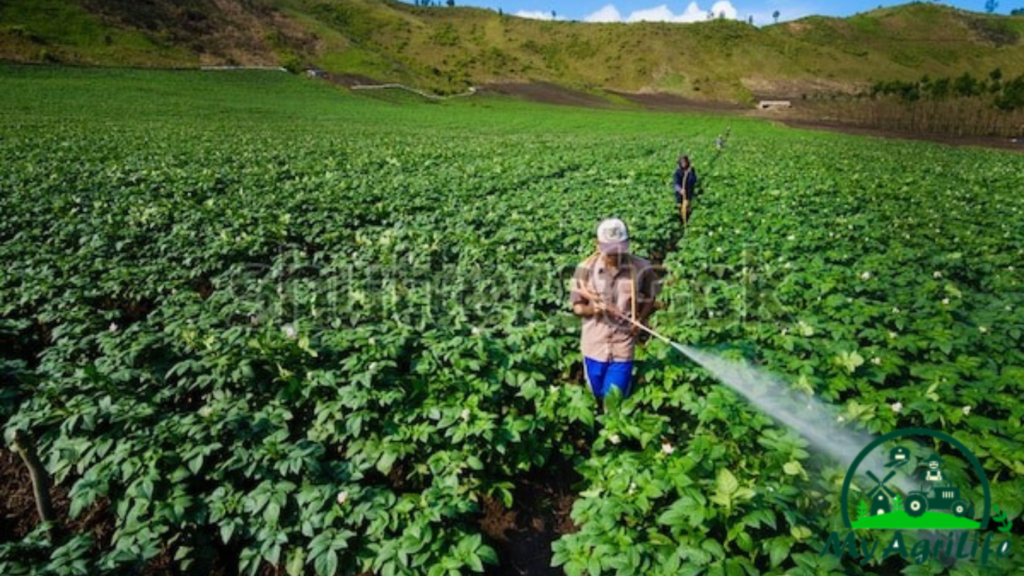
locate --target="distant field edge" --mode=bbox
[2,63,1023,154]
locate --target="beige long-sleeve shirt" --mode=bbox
[570,254,660,361]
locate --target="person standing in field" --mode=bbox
[570,218,660,402]
[673,154,698,225]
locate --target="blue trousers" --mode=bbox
[584,357,634,399]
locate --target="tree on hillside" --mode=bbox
[748,15,754,25]
[996,74,1024,110]
[773,10,780,23]
[929,77,951,99]
[1012,8,1024,15]
[984,0,998,13]
[954,72,981,97]
[989,68,1003,92]
[446,0,454,6]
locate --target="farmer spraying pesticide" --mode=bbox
[673,154,698,225]
[570,218,660,402]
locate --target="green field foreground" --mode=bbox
[1,66,1023,576]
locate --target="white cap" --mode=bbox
[596,218,629,255]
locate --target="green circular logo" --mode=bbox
[840,428,991,531]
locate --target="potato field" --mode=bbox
[1,66,1023,576]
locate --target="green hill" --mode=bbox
[2,0,1024,102]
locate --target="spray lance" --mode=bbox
[576,284,919,494]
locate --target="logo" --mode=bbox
[820,428,1015,566]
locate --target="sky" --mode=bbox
[429,1,1020,26]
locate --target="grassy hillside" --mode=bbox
[1,0,1024,101]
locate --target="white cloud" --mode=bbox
[627,4,678,22]
[586,2,740,24]
[710,1,738,19]
[585,4,623,23]
[514,9,562,20]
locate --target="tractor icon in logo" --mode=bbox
[904,454,973,519]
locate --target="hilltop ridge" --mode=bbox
[1,0,1023,102]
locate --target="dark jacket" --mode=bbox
[673,166,698,202]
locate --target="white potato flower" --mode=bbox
[282,324,297,339]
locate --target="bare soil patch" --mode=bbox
[481,454,580,576]
[609,90,747,113]
[0,448,115,553]
[479,82,613,109]
[327,72,381,87]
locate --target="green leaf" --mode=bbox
[701,539,726,560]
[736,531,753,553]
[286,548,306,576]
[837,351,864,374]
[315,549,339,576]
[710,493,732,508]
[768,537,793,567]
[377,451,398,475]
[783,461,804,476]
[478,545,499,566]
[264,502,281,524]
[733,488,756,502]
[716,468,739,495]
[466,552,484,573]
